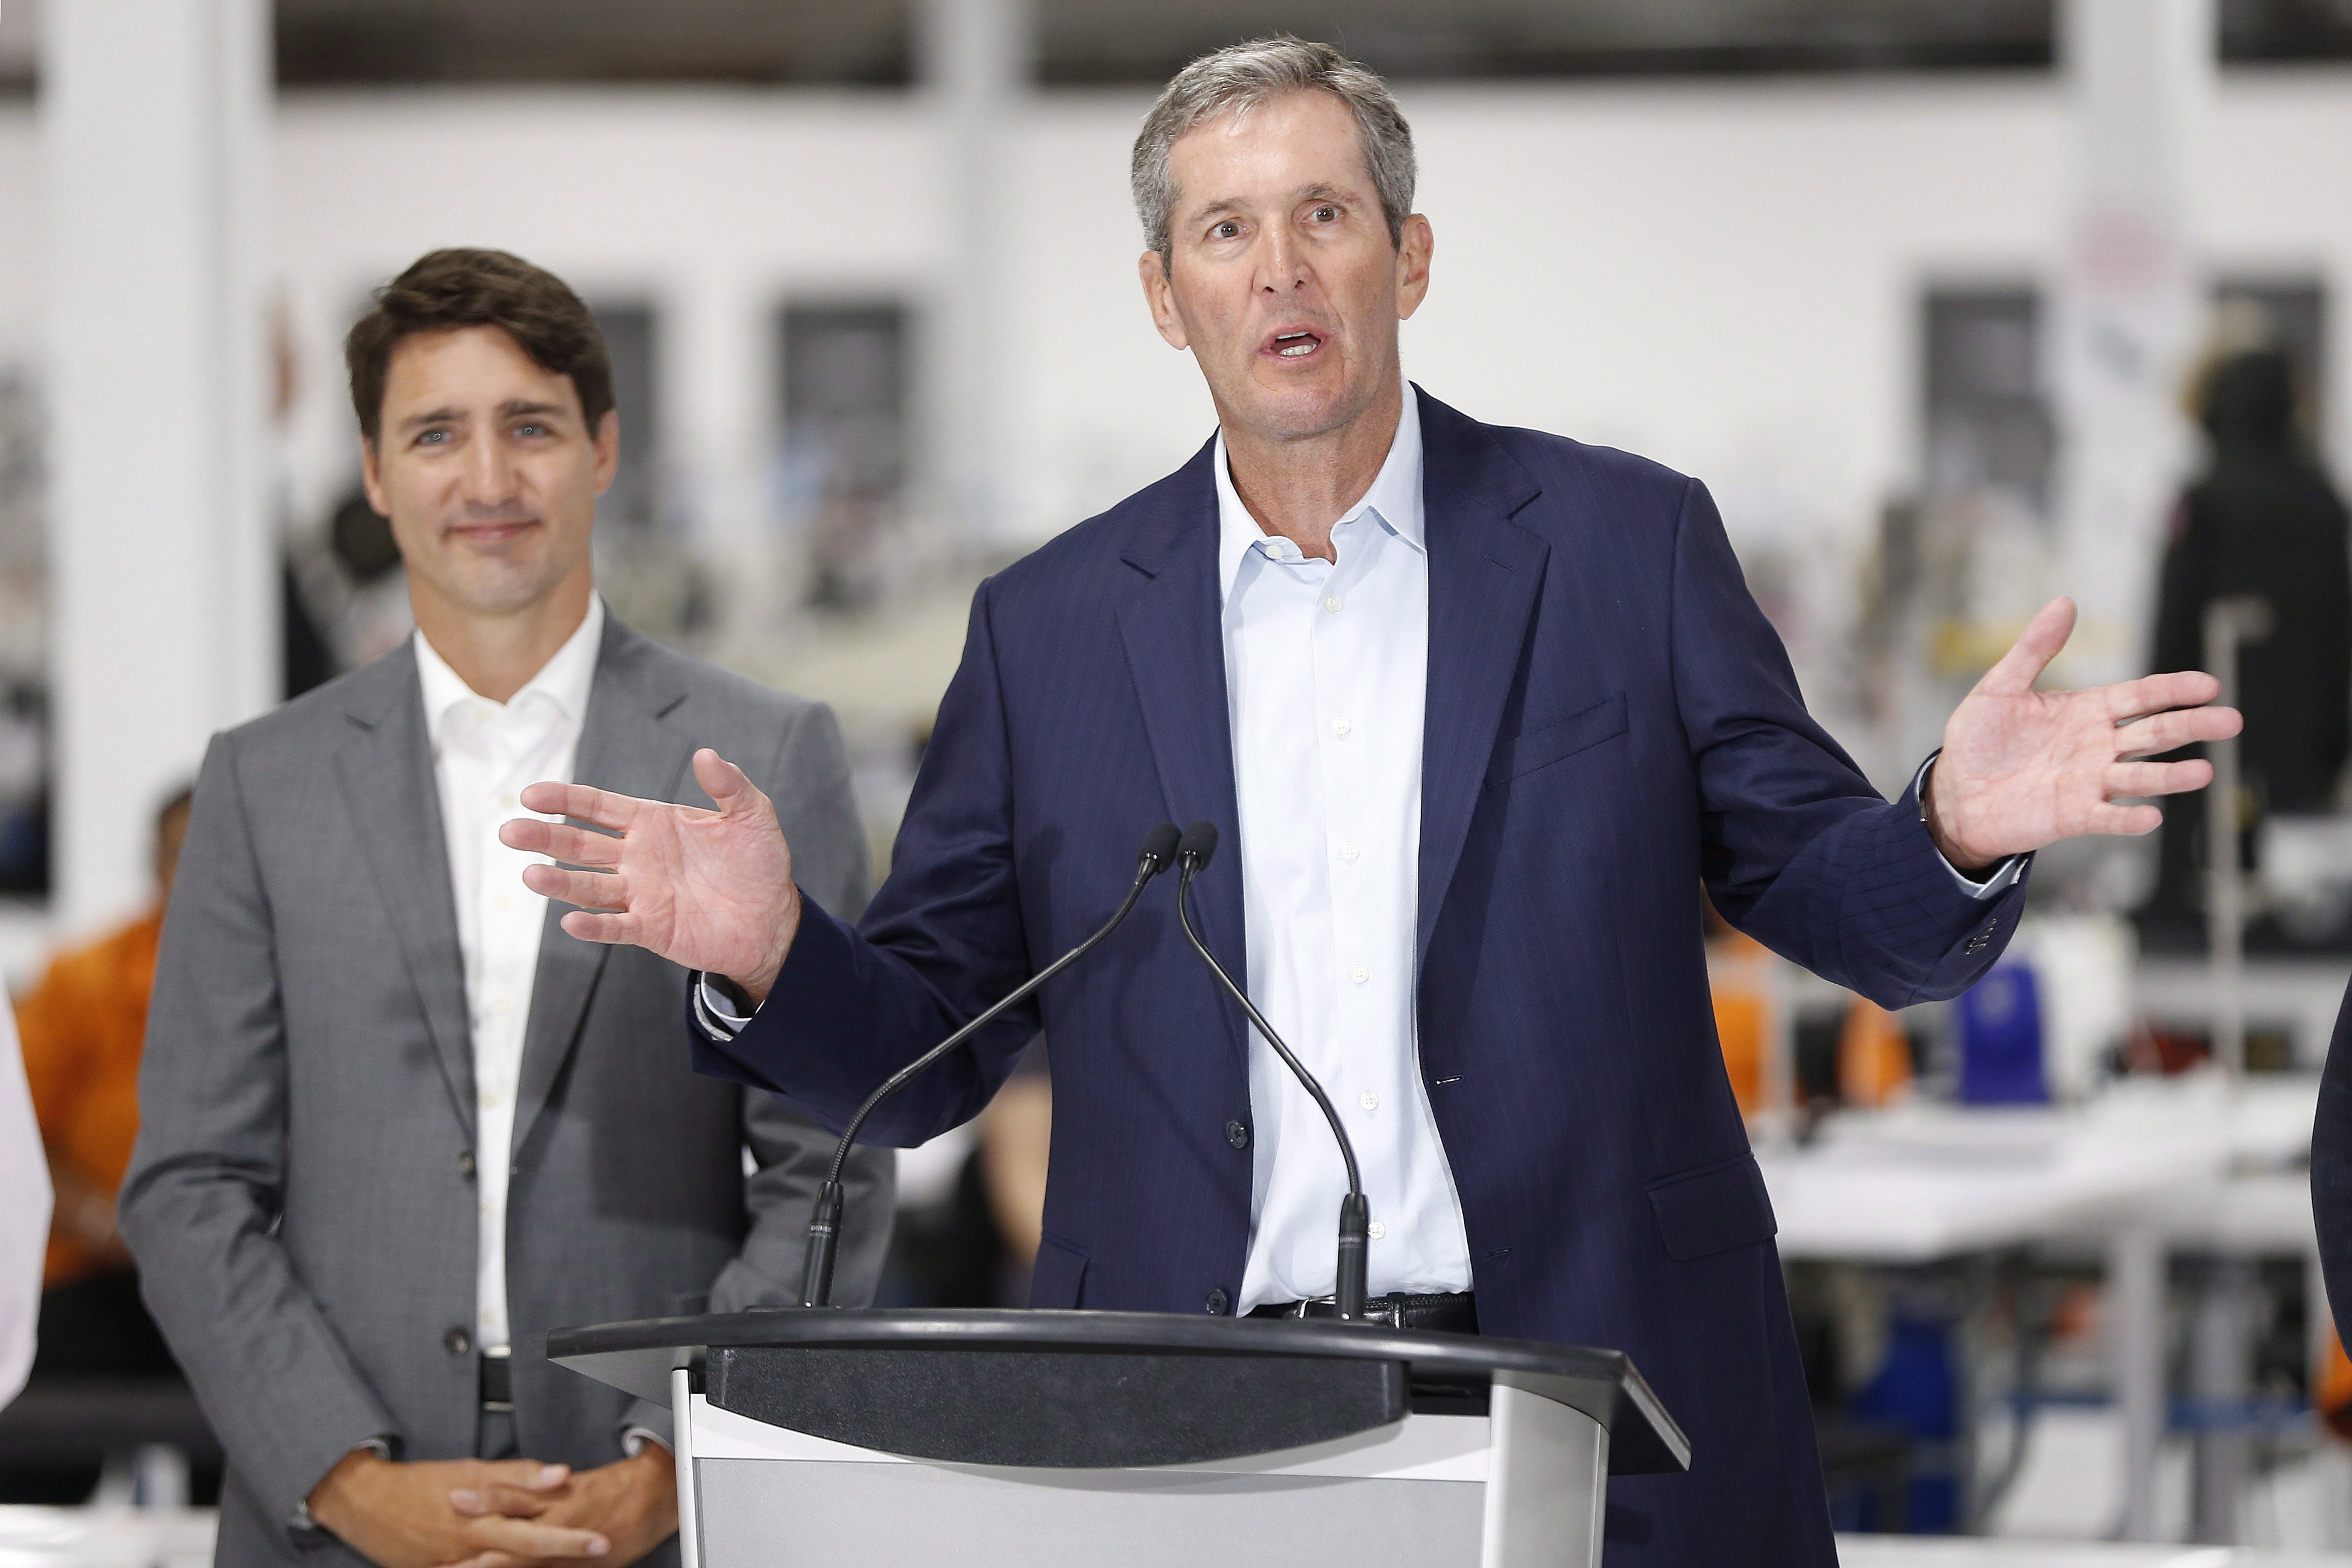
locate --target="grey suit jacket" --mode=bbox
[120,613,894,1565]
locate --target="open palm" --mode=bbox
[1929,598,2243,869]
[501,748,803,997]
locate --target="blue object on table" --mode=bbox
[1956,963,2046,1105]
[1847,1313,1959,1533]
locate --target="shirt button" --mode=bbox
[1350,966,1368,985]
[1332,718,1351,737]
[1359,1091,1379,1111]
[500,793,518,809]
[1367,1220,1387,1241]
[1324,595,1343,614]
[1339,843,1360,862]
[492,997,512,1014]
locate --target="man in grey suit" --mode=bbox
[120,248,893,1567]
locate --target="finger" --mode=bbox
[437,1555,519,1568]
[501,819,622,868]
[523,864,627,909]
[2114,705,2243,758]
[451,1483,554,1519]
[463,1515,611,1559]
[2101,669,2223,721]
[694,748,768,819]
[1975,597,2075,697]
[518,780,641,828]
[2108,757,2214,798]
[560,909,641,945]
[2081,801,2164,837]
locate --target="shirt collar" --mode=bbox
[1214,382,1424,607]
[416,595,605,748]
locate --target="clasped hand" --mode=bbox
[306,1446,676,1568]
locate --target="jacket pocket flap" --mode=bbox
[1646,1153,1777,1262]
[1487,692,1629,786]
[1031,1233,1089,1309]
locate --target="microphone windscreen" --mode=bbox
[1139,821,1182,873]
[1177,820,1219,869]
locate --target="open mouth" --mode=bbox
[1264,327,1325,360]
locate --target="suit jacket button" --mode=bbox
[458,1151,477,1181]
[444,1327,472,1356]
[1204,1288,1230,1315]
[1225,1121,1250,1149]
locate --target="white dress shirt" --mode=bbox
[414,596,603,1356]
[0,1004,51,1406]
[1219,387,1475,1310]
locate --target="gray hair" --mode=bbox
[1131,36,1417,265]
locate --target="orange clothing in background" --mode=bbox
[13,908,162,1288]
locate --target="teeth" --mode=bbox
[1279,343,1314,356]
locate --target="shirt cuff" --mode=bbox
[622,1427,672,1459]
[693,972,755,1040]
[1914,752,2027,900]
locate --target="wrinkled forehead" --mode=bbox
[1168,89,1376,220]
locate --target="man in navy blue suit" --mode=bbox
[505,38,2239,1564]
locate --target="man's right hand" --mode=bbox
[305,1450,607,1567]
[501,748,802,1005]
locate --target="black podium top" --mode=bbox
[550,1308,1689,1476]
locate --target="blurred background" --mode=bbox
[4,0,2352,1559]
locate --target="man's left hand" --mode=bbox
[1927,596,2243,873]
[440,1447,677,1568]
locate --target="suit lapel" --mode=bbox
[1414,391,1548,972]
[334,644,477,1137]
[510,618,692,1159]
[1114,442,1248,1061]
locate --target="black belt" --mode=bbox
[479,1354,514,1411]
[1250,1290,1478,1335]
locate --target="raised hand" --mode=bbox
[1927,596,2243,871]
[500,748,803,1003]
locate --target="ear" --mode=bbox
[1138,251,1190,350]
[1395,214,1434,322]
[358,434,391,518]
[590,409,621,497]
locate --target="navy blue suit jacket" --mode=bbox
[698,390,2026,1563]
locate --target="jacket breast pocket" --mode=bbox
[1646,1152,1777,1262]
[1485,691,1629,788]
[1031,1233,1089,1309]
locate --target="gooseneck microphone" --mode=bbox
[799,821,1185,1307]
[1171,821,1372,1323]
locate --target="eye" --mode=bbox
[416,429,449,447]
[514,423,549,438]
[1212,220,1242,240]
[1310,204,1339,223]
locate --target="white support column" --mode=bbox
[2050,0,2214,688]
[40,0,275,935]
[918,0,1030,551]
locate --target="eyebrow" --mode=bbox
[396,399,569,435]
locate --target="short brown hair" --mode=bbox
[344,248,614,442]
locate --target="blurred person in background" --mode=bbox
[508,40,2237,1566]
[2,788,200,1504]
[0,1002,51,1413]
[118,248,891,1568]
[2148,346,2351,914]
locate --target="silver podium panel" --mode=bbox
[672,1371,1607,1568]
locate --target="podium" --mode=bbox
[551,1309,1687,1568]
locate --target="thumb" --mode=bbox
[694,748,763,817]
[1976,596,2076,697]
[488,1460,569,1491]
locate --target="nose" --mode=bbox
[1256,225,1307,296]
[462,426,519,508]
